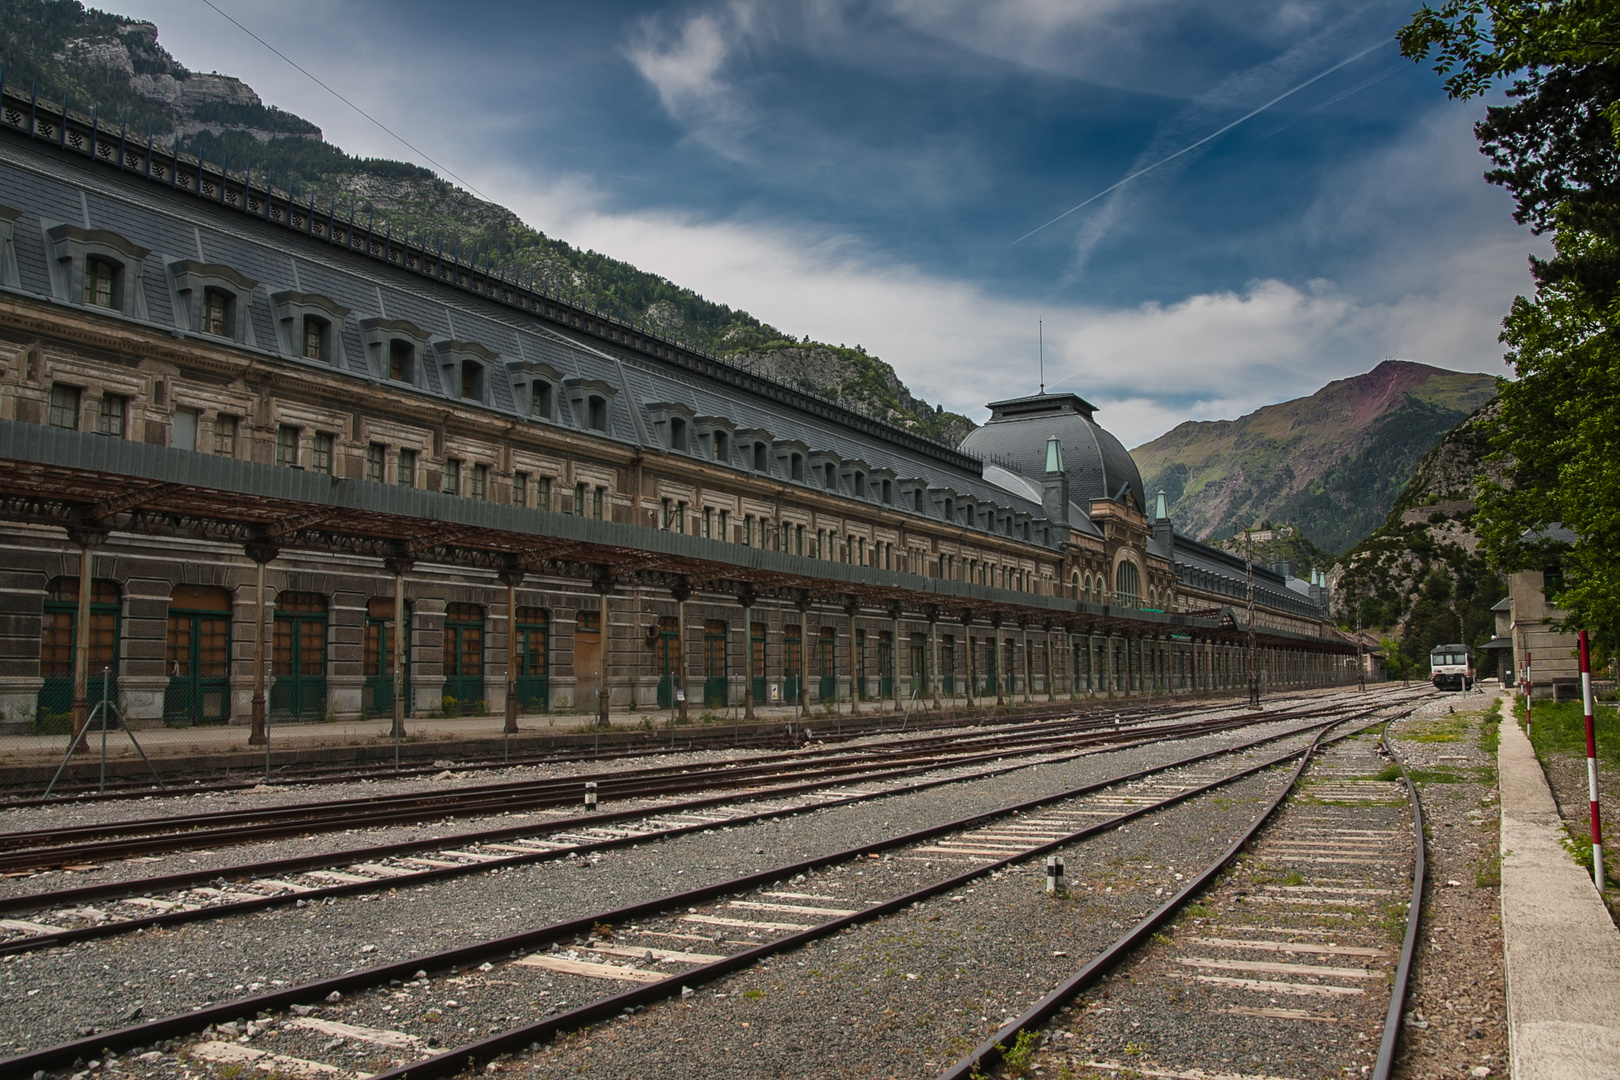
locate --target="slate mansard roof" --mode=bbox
[0,102,1062,546]
[960,393,1147,511]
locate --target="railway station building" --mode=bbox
[0,89,1357,739]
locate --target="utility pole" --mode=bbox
[1245,528,1259,708]
[1355,580,1366,693]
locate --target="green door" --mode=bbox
[271,592,327,721]
[1005,638,1019,695]
[364,597,411,716]
[164,585,232,726]
[979,638,997,696]
[36,577,120,734]
[782,625,802,704]
[703,620,728,708]
[818,627,837,701]
[940,634,955,694]
[655,616,679,708]
[750,622,767,705]
[515,607,550,711]
[442,603,484,713]
[878,631,893,697]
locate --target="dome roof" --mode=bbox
[960,392,1145,512]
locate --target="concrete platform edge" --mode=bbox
[1498,697,1620,1079]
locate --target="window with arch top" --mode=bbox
[1115,561,1141,607]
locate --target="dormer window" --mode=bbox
[84,257,117,309]
[532,380,553,419]
[853,472,866,498]
[824,463,837,490]
[588,395,608,431]
[169,260,255,342]
[712,430,729,462]
[753,443,768,472]
[459,360,484,402]
[203,288,233,337]
[302,315,328,361]
[273,291,349,366]
[390,340,414,384]
[943,497,954,520]
[50,225,150,317]
[881,479,892,504]
[668,416,688,452]
[913,490,923,512]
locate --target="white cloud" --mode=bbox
[472,152,1527,450]
[624,11,737,121]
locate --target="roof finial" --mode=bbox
[1038,319,1044,395]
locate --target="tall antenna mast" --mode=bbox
[1038,320,1044,394]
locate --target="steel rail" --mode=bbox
[1372,718,1428,1080]
[0,703,1356,871]
[0,707,1405,1075]
[0,708,1352,953]
[932,711,1414,1080]
[0,703,1211,849]
[5,694,1221,805]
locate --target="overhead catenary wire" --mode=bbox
[197,0,490,202]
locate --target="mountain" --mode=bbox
[1331,400,1509,675]
[1130,360,1500,554]
[0,0,971,443]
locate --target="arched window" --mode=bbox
[272,592,327,720]
[302,315,329,361]
[165,585,232,726]
[389,340,415,384]
[38,577,121,731]
[459,360,484,402]
[515,607,549,711]
[442,603,485,713]
[1115,561,1141,607]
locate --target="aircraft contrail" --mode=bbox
[1012,39,1393,246]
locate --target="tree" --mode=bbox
[1400,0,1620,643]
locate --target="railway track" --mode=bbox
[5,694,1221,806]
[944,719,1426,1080]
[0,692,1422,1078]
[0,700,1374,952]
[0,693,1384,868]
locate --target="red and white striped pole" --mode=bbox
[1581,630,1603,891]
[1526,650,1533,737]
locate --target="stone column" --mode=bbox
[500,565,524,735]
[384,555,414,738]
[66,526,107,748]
[245,541,279,746]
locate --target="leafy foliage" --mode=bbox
[1401,0,1620,643]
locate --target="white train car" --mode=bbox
[1429,643,1473,691]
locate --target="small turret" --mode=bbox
[1041,436,1069,527]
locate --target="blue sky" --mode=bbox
[112,0,1543,447]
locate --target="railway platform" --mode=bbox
[1499,702,1620,1078]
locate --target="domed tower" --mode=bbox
[960,393,1145,513]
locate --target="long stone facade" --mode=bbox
[0,88,1356,737]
